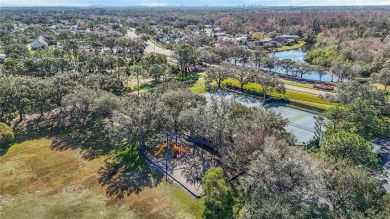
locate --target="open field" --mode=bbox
[268,41,306,52]
[222,79,336,109]
[189,74,207,93]
[0,138,204,219]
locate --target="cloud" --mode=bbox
[1,0,390,6]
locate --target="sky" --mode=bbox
[1,0,390,7]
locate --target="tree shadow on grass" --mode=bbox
[50,131,113,160]
[0,127,64,156]
[98,145,164,199]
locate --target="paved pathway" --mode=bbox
[284,84,335,95]
[145,40,173,56]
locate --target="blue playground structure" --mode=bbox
[140,133,214,198]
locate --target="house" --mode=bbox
[213,26,223,32]
[261,40,282,48]
[272,36,289,45]
[31,36,48,50]
[279,34,300,43]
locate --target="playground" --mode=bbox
[141,134,219,197]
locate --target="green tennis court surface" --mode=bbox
[204,91,318,145]
[269,104,317,144]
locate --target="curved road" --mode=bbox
[127,29,333,96]
[284,84,334,96]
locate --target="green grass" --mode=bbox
[0,137,204,219]
[223,79,336,109]
[131,82,157,91]
[282,80,314,89]
[189,73,207,93]
[176,73,197,82]
[268,41,306,52]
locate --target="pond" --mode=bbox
[231,47,337,82]
[269,48,338,82]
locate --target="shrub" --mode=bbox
[0,122,14,145]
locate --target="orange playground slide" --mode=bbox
[155,142,168,156]
[173,144,187,154]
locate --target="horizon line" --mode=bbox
[1,4,390,7]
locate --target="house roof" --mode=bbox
[272,36,288,44]
[31,36,48,49]
[280,34,300,39]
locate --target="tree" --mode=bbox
[202,167,237,219]
[324,99,383,140]
[173,43,196,75]
[127,38,146,64]
[255,72,285,102]
[372,68,390,90]
[0,122,14,145]
[230,46,245,66]
[148,64,170,82]
[141,52,167,66]
[242,136,325,218]
[4,43,30,58]
[205,66,230,89]
[325,80,389,115]
[230,67,255,92]
[160,90,205,132]
[252,49,266,68]
[312,65,328,81]
[321,131,380,170]
[131,65,147,96]
[325,163,388,218]
[252,32,266,41]
[106,94,167,144]
[196,47,222,66]
[278,59,295,76]
[239,49,253,67]
[103,37,116,54]
[262,54,278,72]
[295,62,312,78]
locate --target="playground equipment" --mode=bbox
[173,144,187,154]
[155,142,188,156]
[155,142,168,156]
[141,133,211,198]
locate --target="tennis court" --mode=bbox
[269,104,317,144]
[204,91,318,145]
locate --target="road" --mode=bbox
[284,84,334,96]
[145,40,173,56]
[127,29,174,61]
[127,28,333,96]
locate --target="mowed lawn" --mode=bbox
[222,79,336,109]
[0,138,204,219]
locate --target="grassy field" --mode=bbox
[189,73,207,93]
[282,80,314,89]
[0,138,204,219]
[268,41,306,52]
[222,79,336,109]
